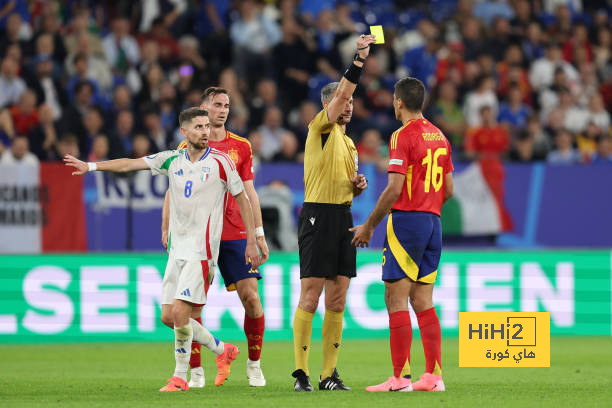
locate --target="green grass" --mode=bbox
[1,338,611,407]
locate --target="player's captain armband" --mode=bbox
[389,159,403,166]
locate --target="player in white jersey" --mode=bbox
[64,107,261,392]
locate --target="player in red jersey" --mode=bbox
[162,87,270,388]
[351,77,454,392]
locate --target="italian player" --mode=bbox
[64,108,262,392]
[350,77,454,392]
[164,87,270,387]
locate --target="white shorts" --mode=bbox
[161,254,214,306]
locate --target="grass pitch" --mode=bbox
[1,337,611,407]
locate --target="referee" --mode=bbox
[291,33,376,392]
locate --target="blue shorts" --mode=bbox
[217,239,262,291]
[382,211,442,284]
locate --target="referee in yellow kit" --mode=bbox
[291,33,376,392]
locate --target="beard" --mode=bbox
[337,114,352,125]
[187,139,208,150]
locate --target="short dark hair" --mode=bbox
[201,87,229,104]
[394,77,425,112]
[179,107,208,126]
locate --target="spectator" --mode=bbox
[230,0,282,83]
[249,78,279,128]
[463,74,498,127]
[273,18,315,110]
[485,16,513,61]
[585,93,610,132]
[539,68,572,120]
[496,44,530,101]
[509,130,537,162]
[525,115,552,159]
[138,17,179,67]
[102,17,141,74]
[498,83,531,131]
[64,10,104,58]
[0,56,26,109]
[258,106,287,160]
[0,13,29,52]
[25,54,65,120]
[173,35,207,88]
[576,121,604,160]
[143,106,169,151]
[521,21,545,62]
[356,129,389,171]
[131,133,153,158]
[61,81,95,139]
[88,134,110,162]
[591,135,612,163]
[80,107,106,157]
[529,42,579,92]
[563,23,592,64]
[27,104,58,161]
[248,129,264,170]
[137,63,165,105]
[0,135,38,165]
[460,16,486,61]
[66,53,103,106]
[290,100,318,150]
[159,81,179,134]
[464,105,510,160]
[547,128,580,164]
[110,109,135,157]
[271,131,300,162]
[31,12,67,64]
[402,33,441,89]
[429,80,466,151]
[54,133,81,160]
[8,88,39,136]
[107,84,133,123]
[65,34,113,92]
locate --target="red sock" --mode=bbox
[244,314,265,361]
[417,307,442,375]
[189,317,202,369]
[389,311,412,378]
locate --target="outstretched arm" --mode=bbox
[326,34,377,123]
[349,172,405,247]
[63,154,149,175]
[234,190,262,268]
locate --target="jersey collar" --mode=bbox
[185,146,211,162]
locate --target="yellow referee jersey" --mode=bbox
[304,107,358,205]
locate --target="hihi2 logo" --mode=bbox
[459,312,550,367]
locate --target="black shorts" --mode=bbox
[298,202,356,279]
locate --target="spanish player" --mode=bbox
[165,87,270,387]
[351,77,454,392]
[291,33,376,392]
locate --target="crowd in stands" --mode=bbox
[1,0,612,169]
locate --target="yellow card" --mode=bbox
[369,25,385,44]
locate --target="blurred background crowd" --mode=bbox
[1,0,612,170]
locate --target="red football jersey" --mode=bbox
[387,118,454,216]
[178,130,254,240]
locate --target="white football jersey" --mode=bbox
[144,147,244,262]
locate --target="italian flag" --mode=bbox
[0,163,87,253]
[442,160,513,235]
